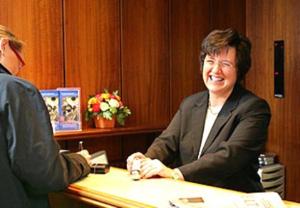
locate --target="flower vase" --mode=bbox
[93,116,116,128]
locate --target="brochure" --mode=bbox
[40,88,82,132]
[58,88,81,131]
[40,90,60,132]
[169,192,285,208]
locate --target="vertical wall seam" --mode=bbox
[168,0,172,121]
[119,0,123,96]
[61,0,66,87]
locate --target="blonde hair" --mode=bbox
[0,25,24,51]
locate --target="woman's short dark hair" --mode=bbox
[200,28,251,82]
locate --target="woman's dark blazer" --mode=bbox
[145,84,271,192]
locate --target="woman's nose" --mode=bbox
[211,62,221,73]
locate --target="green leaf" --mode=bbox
[102,111,112,120]
[109,107,117,114]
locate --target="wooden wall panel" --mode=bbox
[64,0,121,127]
[121,0,170,126]
[0,0,64,89]
[170,0,210,116]
[245,1,274,97]
[64,137,123,162]
[210,0,246,33]
[246,0,300,202]
[122,134,156,159]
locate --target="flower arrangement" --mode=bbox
[85,89,131,126]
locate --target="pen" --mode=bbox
[79,141,83,151]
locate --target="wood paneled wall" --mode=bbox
[63,0,121,128]
[246,0,300,202]
[170,0,209,115]
[210,0,246,33]
[0,0,245,129]
[121,0,170,126]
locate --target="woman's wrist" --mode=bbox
[171,168,184,180]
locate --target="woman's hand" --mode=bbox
[127,153,184,180]
[126,152,146,172]
[140,158,173,179]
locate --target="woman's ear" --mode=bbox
[0,38,9,53]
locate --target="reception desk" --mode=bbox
[50,167,300,208]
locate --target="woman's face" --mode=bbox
[202,47,237,98]
[0,39,25,75]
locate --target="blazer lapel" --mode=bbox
[200,86,241,156]
[190,92,208,160]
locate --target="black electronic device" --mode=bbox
[258,153,277,167]
[90,150,110,174]
[274,40,284,98]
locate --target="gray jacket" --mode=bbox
[0,64,90,208]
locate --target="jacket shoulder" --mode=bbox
[179,91,207,109]
[238,87,270,107]
[0,74,42,110]
[0,74,39,95]
[230,86,271,117]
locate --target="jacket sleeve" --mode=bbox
[4,80,90,194]
[145,110,181,164]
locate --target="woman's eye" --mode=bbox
[221,62,232,68]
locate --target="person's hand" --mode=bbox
[140,158,173,179]
[126,152,146,172]
[77,149,92,165]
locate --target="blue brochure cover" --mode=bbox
[40,89,60,132]
[58,88,82,131]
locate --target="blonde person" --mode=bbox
[127,28,271,192]
[0,25,91,207]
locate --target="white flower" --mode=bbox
[108,99,120,108]
[100,102,110,111]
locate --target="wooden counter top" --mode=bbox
[63,167,300,208]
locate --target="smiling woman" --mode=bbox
[127,28,271,193]
[200,28,252,108]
